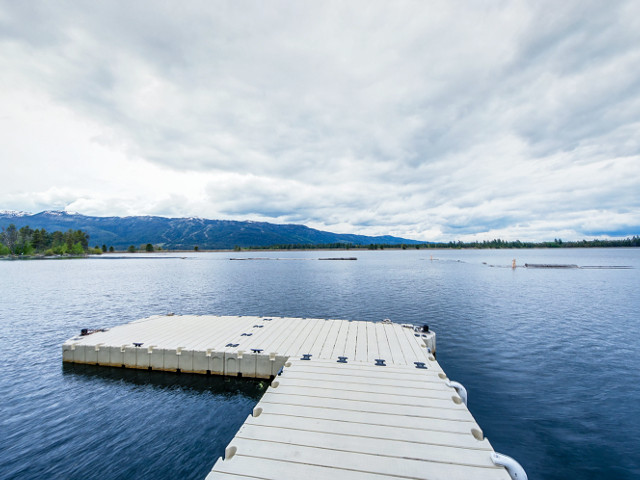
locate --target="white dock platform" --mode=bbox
[208,358,511,480]
[62,316,523,480]
[62,315,437,378]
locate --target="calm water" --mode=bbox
[1,249,639,480]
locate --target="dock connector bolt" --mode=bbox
[374,359,386,366]
[491,452,528,480]
[446,380,468,406]
[337,356,348,363]
[301,354,312,361]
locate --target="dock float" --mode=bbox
[62,315,526,480]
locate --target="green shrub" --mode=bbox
[0,243,10,255]
[70,242,85,255]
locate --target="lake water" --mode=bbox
[1,249,639,480]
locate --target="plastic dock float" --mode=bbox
[62,316,526,479]
[207,358,513,480]
[62,315,436,378]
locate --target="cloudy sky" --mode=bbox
[1,1,639,241]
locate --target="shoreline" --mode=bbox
[2,244,639,260]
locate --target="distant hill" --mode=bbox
[0,211,422,250]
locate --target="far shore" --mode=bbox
[3,244,639,260]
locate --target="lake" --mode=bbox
[1,248,639,480]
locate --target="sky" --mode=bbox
[1,1,639,242]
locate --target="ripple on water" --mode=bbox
[0,249,639,480]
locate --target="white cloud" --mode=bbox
[0,0,639,241]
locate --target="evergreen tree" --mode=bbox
[32,229,44,251]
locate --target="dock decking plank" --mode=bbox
[209,359,510,480]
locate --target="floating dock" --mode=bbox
[62,315,525,480]
[524,263,578,268]
[62,315,437,378]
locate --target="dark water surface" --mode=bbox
[1,249,639,480]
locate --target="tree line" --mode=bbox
[0,224,98,256]
[243,236,640,251]
[3,223,638,255]
[418,237,640,249]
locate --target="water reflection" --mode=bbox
[62,363,267,400]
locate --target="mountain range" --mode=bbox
[0,211,422,250]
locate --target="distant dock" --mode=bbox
[229,257,357,261]
[62,315,526,480]
[524,263,632,269]
[524,263,579,268]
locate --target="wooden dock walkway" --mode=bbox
[62,315,525,480]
